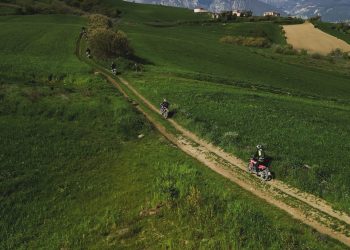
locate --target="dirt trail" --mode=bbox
[118,77,350,225]
[283,22,350,55]
[76,37,350,246]
[115,76,350,246]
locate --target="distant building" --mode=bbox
[232,10,253,17]
[232,10,242,17]
[264,11,280,17]
[211,13,220,19]
[194,7,208,13]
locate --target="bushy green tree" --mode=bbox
[88,28,132,59]
[88,14,112,30]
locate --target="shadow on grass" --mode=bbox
[168,109,177,118]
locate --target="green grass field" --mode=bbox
[94,1,350,213]
[1,13,349,249]
[121,21,350,100]
[314,21,350,44]
[0,15,89,83]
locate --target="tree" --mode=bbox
[88,28,133,59]
[88,14,112,31]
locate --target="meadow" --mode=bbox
[120,21,350,101]
[2,14,348,249]
[92,1,350,213]
[314,21,350,45]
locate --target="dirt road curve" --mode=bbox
[283,22,350,55]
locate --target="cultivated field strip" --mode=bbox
[283,22,350,55]
[110,75,350,246]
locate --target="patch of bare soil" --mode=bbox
[283,22,350,55]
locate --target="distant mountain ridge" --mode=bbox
[127,0,350,21]
[128,0,284,15]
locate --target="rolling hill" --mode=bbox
[1,0,350,248]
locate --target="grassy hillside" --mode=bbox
[126,71,350,212]
[1,14,348,249]
[314,21,350,44]
[121,21,350,100]
[88,1,350,212]
[0,15,89,82]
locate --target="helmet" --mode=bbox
[256,144,263,150]
[163,98,167,102]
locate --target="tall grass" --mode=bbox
[127,72,350,213]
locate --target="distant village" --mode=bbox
[193,7,281,19]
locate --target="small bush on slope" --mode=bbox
[220,35,271,48]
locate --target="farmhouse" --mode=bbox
[232,10,253,17]
[264,11,280,17]
[211,13,220,19]
[194,7,208,13]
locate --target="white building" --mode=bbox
[232,10,243,17]
[232,10,253,17]
[194,7,208,13]
[264,11,280,17]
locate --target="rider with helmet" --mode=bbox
[160,98,169,110]
[111,62,117,74]
[85,48,91,58]
[111,62,116,70]
[253,144,265,172]
[160,98,170,117]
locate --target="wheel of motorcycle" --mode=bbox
[262,170,269,181]
[163,111,168,119]
[247,163,253,173]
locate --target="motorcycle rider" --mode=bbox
[253,144,265,173]
[85,48,91,58]
[111,62,117,74]
[160,98,169,110]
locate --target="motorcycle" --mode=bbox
[160,106,169,119]
[248,157,272,181]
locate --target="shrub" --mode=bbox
[328,48,350,60]
[14,0,83,15]
[80,0,101,11]
[220,36,271,48]
[328,48,343,57]
[88,28,133,59]
[300,49,308,56]
[88,14,112,31]
[311,53,321,59]
[273,44,298,55]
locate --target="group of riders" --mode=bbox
[159,98,268,177]
[81,26,271,179]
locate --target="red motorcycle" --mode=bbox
[248,157,272,181]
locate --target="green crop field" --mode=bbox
[120,21,350,100]
[0,15,89,83]
[2,14,348,249]
[91,1,350,213]
[314,21,350,44]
